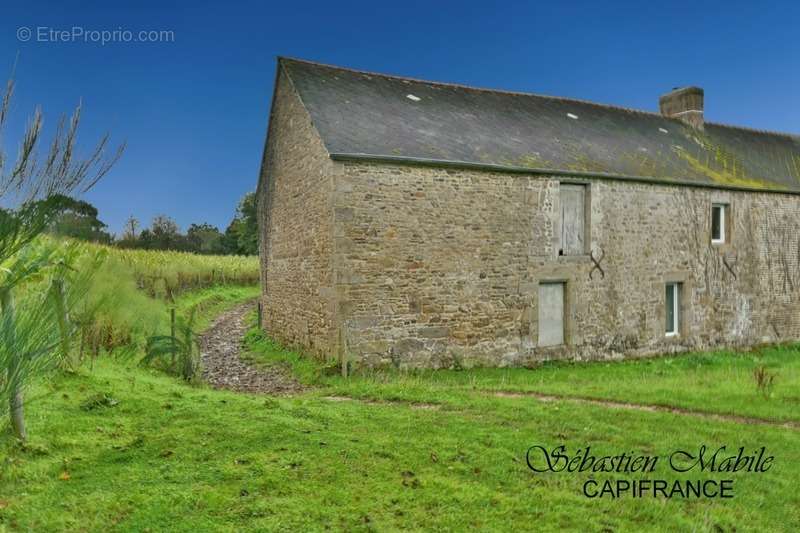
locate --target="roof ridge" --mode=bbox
[704,120,800,141]
[278,56,674,121]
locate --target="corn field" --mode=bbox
[62,241,260,355]
[8,237,260,365]
[95,245,260,300]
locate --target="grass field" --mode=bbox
[2,297,798,531]
[319,345,800,423]
[245,319,800,422]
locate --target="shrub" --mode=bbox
[142,308,200,381]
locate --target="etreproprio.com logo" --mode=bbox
[17,26,175,45]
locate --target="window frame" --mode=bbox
[711,203,726,244]
[665,282,680,337]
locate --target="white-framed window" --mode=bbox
[665,282,681,336]
[711,204,726,244]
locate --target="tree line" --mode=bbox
[46,191,259,256]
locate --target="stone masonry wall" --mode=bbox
[332,161,800,368]
[258,68,338,357]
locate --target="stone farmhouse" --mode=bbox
[257,57,800,368]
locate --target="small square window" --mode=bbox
[665,282,681,336]
[711,204,726,244]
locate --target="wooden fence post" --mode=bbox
[339,325,348,378]
[170,308,176,369]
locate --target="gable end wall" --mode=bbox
[257,67,339,357]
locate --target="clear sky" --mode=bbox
[2,0,798,235]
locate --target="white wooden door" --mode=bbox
[538,282,565,346]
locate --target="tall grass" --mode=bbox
[1,236,259,439]
[41,237,260,357]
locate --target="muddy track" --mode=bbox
[322,390,798,430]
[200,301,304,395]
[491,390,800,430]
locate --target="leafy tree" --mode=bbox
[221,192,258,255]
[151,215,180,238]
[220,218,243,255]
[138,215,187,251]
[113,194,257,256]
[186,223,224,254]
[117,217,226,255]
[236,192,258,255]
[46,194,113,243]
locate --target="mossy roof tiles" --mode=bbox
[280,57,800,192]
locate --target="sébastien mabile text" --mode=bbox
[526,445,774,499]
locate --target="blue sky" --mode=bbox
[2,0,798,234]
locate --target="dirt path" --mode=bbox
[491,390,800,430]
[321,390,799,430]
[200,301,304,395]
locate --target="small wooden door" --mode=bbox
[560,184,585,255]
[538,282,565,346]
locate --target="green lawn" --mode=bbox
[1,297,799,531]
[244,314,800,424]
[305,345,800,424]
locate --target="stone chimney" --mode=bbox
[659,87,704,129]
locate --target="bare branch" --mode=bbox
[0,69,125,204]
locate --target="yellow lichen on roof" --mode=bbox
[674,146,784,190]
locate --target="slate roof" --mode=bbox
[280,57,800,192]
